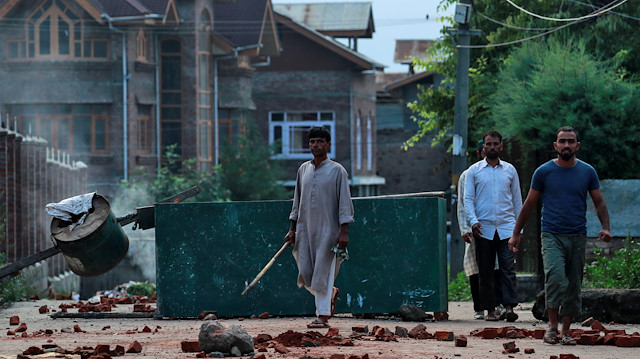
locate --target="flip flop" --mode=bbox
[307,318,330,328]
[330,287,339,318]
[561,334,577,345]
[543,327,559,344]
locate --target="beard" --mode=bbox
[486,150,499,160]
[558,149,575,161]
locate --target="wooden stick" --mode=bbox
[241,242,291,296]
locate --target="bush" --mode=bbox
[126,281,156,297]
[0,254,35,306]
[448,271,472,302]
[583,234,640,289]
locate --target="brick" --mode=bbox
[603,332,617,345]
[16,323,27,332]
[326,327,339,337]
[455,335,467,347]
[329,355,345,359]
[615,335,640,347]
[23,347,44,355]
[433,311,449,321]
[74,324,83,333]
[9,316,19,325]
[181,340,200,352]
[254,333,272,343]
[559,354,579,359]
[257,312,270,319]
[141,326,152,333]
[581,317,595,326]
[578,334,599,345]
[533,328,546,339]
[502,347,519,354]
[591,320,606,332]
[273,343,289,354]
[95,344,110,354]
[474,327,498,339]
[503,341,516,349]
[408,324,426,338]
[126,341,142,353]
[254,355,266,359]
[524,348,535,354]
[395,326,409,337]
[7,330,15,336]
[435,330,454,341]
[352,325,368,333]
[111,345,125,356]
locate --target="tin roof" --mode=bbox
[394,40,434,64]
[214,0,269,48]
[274,2,374,38]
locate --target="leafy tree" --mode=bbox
[219,119,290,201]
[584,234,640,289]
[409,0,640,171]
[489,39,640,178]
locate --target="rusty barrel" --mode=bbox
[50,194,129,277]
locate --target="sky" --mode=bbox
[272,0,455,73]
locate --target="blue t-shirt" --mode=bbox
[531,159,600,234]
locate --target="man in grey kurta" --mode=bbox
[284,126,354,328]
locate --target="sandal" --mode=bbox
[561,334,577,346]
[330,287,339,318]
[543,327,559,344]
[307,318,330,329]
[485,311,499,321]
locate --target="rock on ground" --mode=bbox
[198,320,254,355]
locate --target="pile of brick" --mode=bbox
[17,341,142,359]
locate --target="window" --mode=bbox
[219,109,246,153]
[160,38,182,156]
[269,111,335,159]
[137,105,152,153]
[136,27,149,62]
[8,104,109,153]
[7,0,109,60]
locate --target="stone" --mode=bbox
[503,341,516,349]
[533,289,640,323]
[434,311,449,321]
[352,325,368,333]
[397,304,429,322]
[126,341,142,353]
[198,310,218,320]
[454,335,467,347]
[230,346,242,357]
[395,326,409,337]
[524,348,535,354]
[16,323,27,332]
[257,312,269,319]
[198,320,254,355]
[181,340,201,352]
[9,316,19,325]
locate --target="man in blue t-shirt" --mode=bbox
[509,126,611,346]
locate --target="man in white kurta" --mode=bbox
[284,126,354,328]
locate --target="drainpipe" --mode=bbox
[155,34,161,171]
[212,44,262,165]
[102,13,165,179]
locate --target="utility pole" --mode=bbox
[448,1,479,281]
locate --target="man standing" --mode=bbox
[509,126,611,345]
[284,126,354,329]
[464,130,522,322]
[458,140,505,320]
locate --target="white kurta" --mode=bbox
[289,158,354,293]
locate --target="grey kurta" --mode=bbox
[289,158,354,293]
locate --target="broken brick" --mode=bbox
[38,305,49,314]
[578,334,599,345]
[181,340,200,352]
[524,348,535,354]
[126,341,142,353]
[329,355,346,359]
[503,341,516,350]
[74,324,84,333]
[254,355,266,359]
[273,343,289,354]
[395,326,409,337]
[16,323,27,332]
[257,312,270,319]
[591,320,606,332]
[352,325,368,333]
[254,333,273,343]
[326,327,340,337]
[559,354,579,359]
[603,332,617,345]
[581,317,595,327]
[408,324,426,338]
[473,327,498,339]
[7,330,15,336]
[533,328,546,339]
[102,326,110,330]
[615,335,640,347]
[111,345,125,356]
[95,344,110,354]
[502,347,519,354]
[435,330,454,341]
[433,311,449,321]
[23,347,44,355]
[9,316,19,325]
[455,335,467,347]
[141,326,152,333]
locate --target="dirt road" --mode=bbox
[2,300,639,359]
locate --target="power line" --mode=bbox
[476,11,559,31]
[567,0,640,21]
[506,0,628,22]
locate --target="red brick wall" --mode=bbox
[0,129,87,277]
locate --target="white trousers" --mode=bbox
[305,255,337,316]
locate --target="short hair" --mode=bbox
[308,126,331,142]
[483,129,502,143]
[557,126,579,141]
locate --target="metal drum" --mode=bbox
[50,194,129,277]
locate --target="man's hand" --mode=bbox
[284,229,295,246]
[508,233,521,253]
[471,223,483,239]
[336,232,349,249]
[598,229,612,243]
[462,232,473,243]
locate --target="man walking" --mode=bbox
[284,126,354,329]
[509,126,611,345]
[464,130,522,322]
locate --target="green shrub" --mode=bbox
[583,234,640,289]
[448,271,472,302]
[126,281,156,297]
[0,254,35,305]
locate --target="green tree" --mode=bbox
[409,0,640,171]
[219,119,290,201]
[489,39,640,178]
